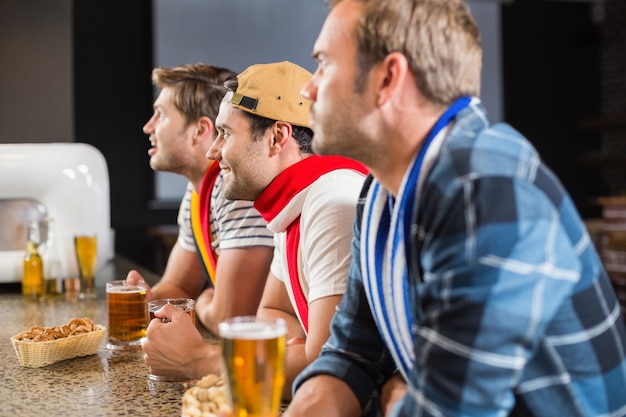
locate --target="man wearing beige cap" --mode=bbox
[144,61,368,398]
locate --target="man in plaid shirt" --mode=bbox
[284,0,626,416]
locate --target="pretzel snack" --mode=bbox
[181,374,232,417]
[11,317,106,367]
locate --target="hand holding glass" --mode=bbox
[219,316,286,417]
[74,234,97,299]
[148,298,196,324]
[146,298,196,381]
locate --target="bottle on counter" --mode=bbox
[41,216,63,296]
[23,220,45,300]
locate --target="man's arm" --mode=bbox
[261,295,345,402]
[257,272,306,339]
[283,375,361,417]
[153,243,207,298]
[195,246,274,335]
[288,176,397,416]
[281,293,343,401]
[256,272,308,399]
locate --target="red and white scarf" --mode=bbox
[255,155,368,332]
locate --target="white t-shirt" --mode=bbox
[268,169,365,326]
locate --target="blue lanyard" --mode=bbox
[371,96,471,374]
[399,96,471,255]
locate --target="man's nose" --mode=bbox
[143,117,154,134]
[206,142,221,161]
[300,79,316,101]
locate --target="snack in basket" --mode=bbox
[181,374,231,417]
[11,317,106,368]
[13,317,98,341]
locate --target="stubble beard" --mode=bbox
[222,175,257,202]
[149,154,169,173]
[150,153,185,175]
[311,114,347,157]
[312,113,366,163]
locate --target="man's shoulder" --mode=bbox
[303,168,367,208]
[310,167,368,191]
[441,114,540,181]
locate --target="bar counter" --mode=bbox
[0,256,192,416]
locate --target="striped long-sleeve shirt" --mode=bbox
[177,170,274,256]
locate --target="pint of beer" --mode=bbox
[74,234,97,299]
[106,280,148,350]
[219,316,286,417]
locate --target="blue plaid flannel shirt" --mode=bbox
[294,100,626,417]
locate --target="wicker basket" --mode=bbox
[11,325,106,368]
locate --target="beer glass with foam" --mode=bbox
[106,280,148,349]
[219,316,286,417]
[74,234,97,299]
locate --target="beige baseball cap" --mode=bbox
[229,61,312,128]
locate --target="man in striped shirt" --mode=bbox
[128,64,274,381]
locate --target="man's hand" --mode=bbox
[194,287,216,333]
[380,373,406,417]
[125,269,154,301]
[282,375,360,417]
[287,337,306,346]
[142,303,219,380]
[196,286,215,307]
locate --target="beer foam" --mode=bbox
[218,321,286,340]
[106,286,146,294]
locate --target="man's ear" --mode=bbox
[376,52,410,107]
[194,116,215,143]
[268,121,293,156]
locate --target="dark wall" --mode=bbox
[73,1,175,271]
[502,0,603,218]
[70,1,606,271]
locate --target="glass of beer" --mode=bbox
[148,298,196,324]
[146,298,196,381]
[218,316,286,417]
[74,234,98,299]
[106,280,148,350]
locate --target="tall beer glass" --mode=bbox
[219,316,286,417]
[106,280,148,350]
[74,234,97,299]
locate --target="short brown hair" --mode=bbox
[151,64,236,128]
[330,0,482,106]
